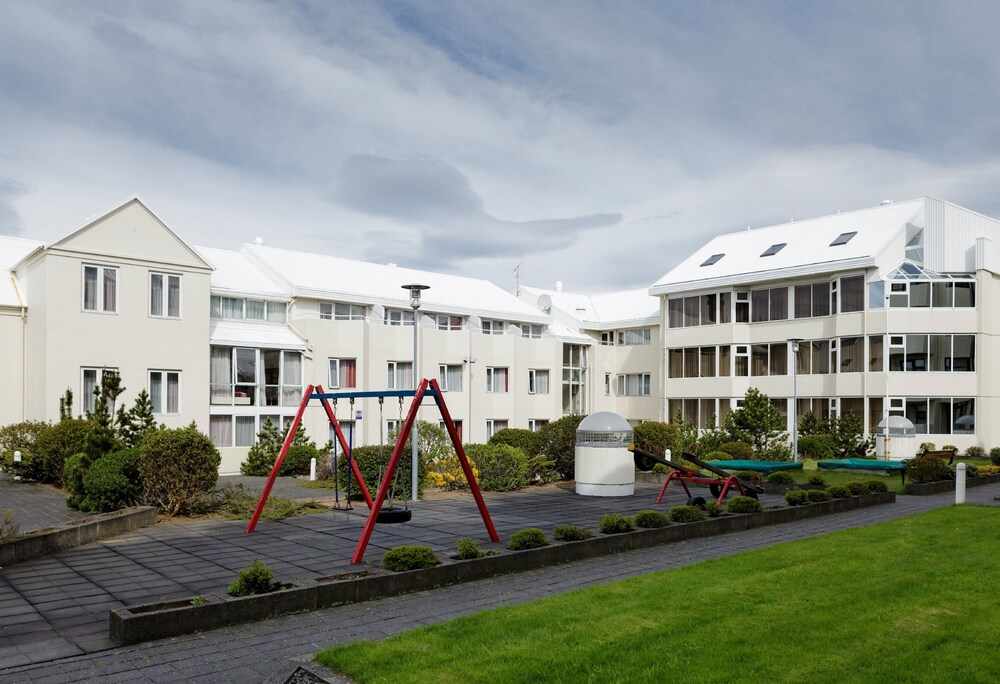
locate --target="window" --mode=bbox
[521,323,543,339]
[600,331,614,346]
[486,419,508,439]
[617,328,651,345]
[266,301,286,323]
[211,296,242,319]
[830,232,857,246]
[700,295,717,325]
[210,416,233,447]
[83,265,117,313]
[751,288,787,322]
[667,299,684,328]
[528,369,550,394]
[869,335,883,372]
[528,419,548,432]
[387,361,413,390]
[437,314,464,331]
[735,292,749,323]
[328,358,357,389]
[149,273,180,318]
[719,345,731,377]
[149,371,180,414]
[486,367,509,393]
[235,416,256,447]
[481,319,503,335]
[245,299,265,320]
[617,373,651,396]
[734,345,749,376]
[81,367,119,414]
[385,309,415,326]
[761,243,786,257]
[700,253,724,267]
[210,296,286,322]
[321,302,365,320]
[319,302,333,320]
[885,334,975,373]
[562,344,587,414]
[668,349,684,378]
[840,276,864,312]
[700,347,716,378]
[839,337,863,373]
[438,364,463,391]
[604,373,611,395]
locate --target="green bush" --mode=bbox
[717,441,754,460]
[702,451,731,461]
[466,443,542,492]
[704,500,723,517]
[553,524,593,542]
[941,444,957,452]
[766,471,794,484]
[0,420,50,480]
[918,442,936,453]
[488,428,541,456]
[537,415,585,480]
[455,537,486,560]
[62,452,88,500]
[335,444,428,501]
[797,434,835,460]
[733,471,759,481]
[905,455,950,484]
[633,421,683,459]
[35,419,89,484]
[669,505,707,523]
[507,528,549,550]
[383,545,440,571]
[633,510,670,529]
[0,508,18,541]
[757,444,792,462]
[826,485,851,499]
[726,496,764,513]
[806,489,833,503]
[865,480,889,493]
[241,420,318,476]
[846,481,867,495]
[965,446,985,459]
[949,463,978,478]
[807,475,827,487]
[990,447,1000,466]
[140,425,221,516]
[218,483,319,521]
[598,512,635,534]
[784,489,809,506]
[228,559,278,596]
[82,448,142,512]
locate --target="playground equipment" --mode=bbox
[630,446,761,505]
[245,378,499,563]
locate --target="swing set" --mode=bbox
[244,378,499,563]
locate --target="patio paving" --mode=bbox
[0,473,94,534]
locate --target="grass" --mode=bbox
[316,505,1000,683]
[219,484,327,521]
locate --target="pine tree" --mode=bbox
[83,375,125,462]
[125,389,157,447]
[59,388,74,421]
[724,388,787,457]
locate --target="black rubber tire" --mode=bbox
[708,483,724,498]
[377,507,412,524]
[744,488,759,500]
[634,453,657,472]
[686,496,707,508]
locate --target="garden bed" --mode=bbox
[108,491,894,646]
[903,473,1000,495]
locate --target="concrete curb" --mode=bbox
[108,491,894,646]
[903,473,1000,495]
[0,506,159,567]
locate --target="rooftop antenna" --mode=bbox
[513,261,523,296]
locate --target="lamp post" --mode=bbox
[403,284,429,502]
[788,338,803,463]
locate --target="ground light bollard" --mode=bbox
[956,462,966,504]
[310,457,317,481]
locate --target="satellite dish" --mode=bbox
[537,294,552,314]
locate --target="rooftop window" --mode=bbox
[830,231,857,246]
[700,253,725,267]
[761,243,786,257]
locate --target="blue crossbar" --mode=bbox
[310,389,440,400]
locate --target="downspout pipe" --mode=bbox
[11,274,27,421]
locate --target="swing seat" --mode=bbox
[377,507,412,524]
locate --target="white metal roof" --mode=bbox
[243,244,549,324]
[650,199,926,295]
[521,286,659,330]
[209,320,306,351]
[0,235,44,308]
[194,246,288,298]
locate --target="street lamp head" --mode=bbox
[402,284,430,310]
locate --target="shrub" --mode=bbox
[941,444,957,452]
[507,528,549,550]
[455,537,485,560]
[806,489,833,503]
[717,441,754,460]
[428,455,476,491]
[865,479,889,493]
[704,500,723,517]
[807,475,827,487]
[553,524,593,542]
[846,481,867,495]
[757,444,792,462]
[228,559,278,596]
[62,452,88,502]
[537,415,585,480]
[964,446,985,459]
[797,434,835,460]
[827,485,851,499]
[905,455,950,484]
[725,388,787,455]
[726,496,764,514]
[383,545,440,571]
[467,443,536,492]
[633,510,670,529]
[652,463,669,475]
[784,489,809,506]
[241,420,317,477]
[140,425,221,516]
[599,512,636,533]
[218,484,318,521]
[977,465,1000,476]
[1,508,18,541]
[669,505,707,523]
[702,451,731,461]
[82,448,142,512]
[0,420,49,479]
[949,463,978,479]
[633,421,683,459]
[35,419,89,484]
[766,471,794,484]
[488,428,541,456]
[335,444,428,500]
[733,471,759,481]
[918,442,936,453]
[991,448,1000,466]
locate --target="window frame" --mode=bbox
[148,370,181,415]
[82,264,118,314]
[149,271,181,319]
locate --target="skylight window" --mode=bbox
[760,243,786,257]
[830,231,857,246]
[700,253,724,267]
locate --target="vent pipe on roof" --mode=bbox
[555,281,563,292]
[254,237,265,246]
[881,199,893,206]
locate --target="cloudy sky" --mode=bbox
[2,1,999,292]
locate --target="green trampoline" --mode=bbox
[706,460,803,473]
[817,458,904,472]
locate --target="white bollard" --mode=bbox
[956,462,966,504]
[13,450,21,462]
[309,457,317,482]
[664,449,671,461]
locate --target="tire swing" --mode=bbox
[376,396,412,524]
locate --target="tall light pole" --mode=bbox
[403,284,429,502]
[788,338,803,463]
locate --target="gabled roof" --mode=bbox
[520,286,658,330]
[650,199,925,295]
[195,246,288,299]
[242,244,548,324]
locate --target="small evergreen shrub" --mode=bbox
[905,455,950,484]
[702,451,731,462]
[988,447,1000,465]
[488,428,542,457]
[467,443,541,492]
[335,444,428,501]
[599,512,636,533]
[383,545,440,571]
[846,481,867,495]
[757,444,792,462]
[633,421,684,460]
[941,444,957,453]
[652,464,670,475]
[798,434,835,460]
[766,471,794,484]
[826,484,851,499]
[807,475,827,487]
[536,415,585,480]
[726,496,764,514]
[669,505,707,523]
[733,471,759,481]
[62,452,88,504]
[964,445,985,459]
[455,537,485,560]
[81,448,142,512]
[140,425,221,516]
[806,489,833,503]
[35,419,89,484]
[784,489,809,506]
[228,559,278,596]
[704,500,723,517]
[553,524,594,541]
[948,463,978,478]
[718,442,754,459]
[918,441,937,453]
[865,480,889,493]
[507,528,549,550]
[633,510,670,529]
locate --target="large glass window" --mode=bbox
[617,373,651,396]
[486,367,509,393]
[149,371,180,414]
[150,273,181,318]
[83,265,117,313]
[869,336,883,372]
[329,358,357,389]
[840,276,864,312]
[439,364,464,391]
[700,347,716,378]
[527,369,548,394]
[388,361,414,390]
[839,337,863,373]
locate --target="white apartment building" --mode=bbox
[650,197,1000,453]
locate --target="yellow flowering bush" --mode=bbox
[428,455,476,491]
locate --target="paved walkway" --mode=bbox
[1,480,997,683]
[0,474,94,534]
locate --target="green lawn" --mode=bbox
[316,505,1000,683]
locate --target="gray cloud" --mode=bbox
[0,178,28,236]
